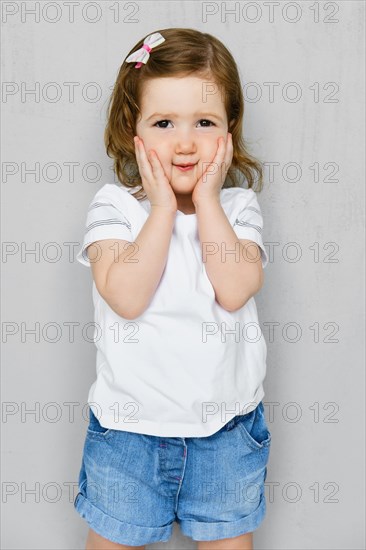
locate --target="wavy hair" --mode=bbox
[104,28,264,201]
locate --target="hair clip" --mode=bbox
[125,32,165,69]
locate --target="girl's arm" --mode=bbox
[195,198,263,312]
[89,206,176,320]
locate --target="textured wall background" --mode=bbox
[2,1,365,549]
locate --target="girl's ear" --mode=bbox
[229,118,235,129]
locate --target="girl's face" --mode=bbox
[135,75,233,197]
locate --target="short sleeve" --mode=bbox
[76,189,133,267]
[232,189,269,269]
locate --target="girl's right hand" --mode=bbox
[134,136,177,213]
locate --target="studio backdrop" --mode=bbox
[2,1,365,549]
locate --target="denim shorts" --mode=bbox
[73,401,271,545]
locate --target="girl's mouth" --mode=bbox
[174,164,196,172]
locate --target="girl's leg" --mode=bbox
[86,528,145,550]
[197,531,253,550]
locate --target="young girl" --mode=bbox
[74,28,272,550]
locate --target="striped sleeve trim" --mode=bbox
[233,219,263,234]
[85,201,132,233]
[232,193,268,268]
[86,218,132,232]
[77,197,133,267]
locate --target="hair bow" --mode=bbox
[125,32,165,69]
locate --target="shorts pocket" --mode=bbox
[237,401,271,451]
[86,407,115,442]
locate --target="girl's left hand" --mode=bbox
[192,133,233,206]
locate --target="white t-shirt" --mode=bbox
[76,183,269,437]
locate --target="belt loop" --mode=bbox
[226,416,237,431]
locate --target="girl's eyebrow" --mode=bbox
[146,112,223,122]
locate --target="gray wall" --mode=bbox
[2,1,365,549]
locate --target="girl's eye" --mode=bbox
[154,120,171,128]
[199,119,215,127]
[153,119,215,128]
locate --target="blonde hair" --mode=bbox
[104,27,264,201]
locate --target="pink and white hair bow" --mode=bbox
[125,32,165,69]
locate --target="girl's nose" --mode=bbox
[174,134,197,153]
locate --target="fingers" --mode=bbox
[212,133,233,165]
[198,133,233,186]
[224,133,233,170]
[215,133,233,177]
[134,136,151,178]
[134,136,165,180]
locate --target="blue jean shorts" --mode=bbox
[73,401,271,545]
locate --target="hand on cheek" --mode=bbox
[134,136,177,212]
[192,133,233,206]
